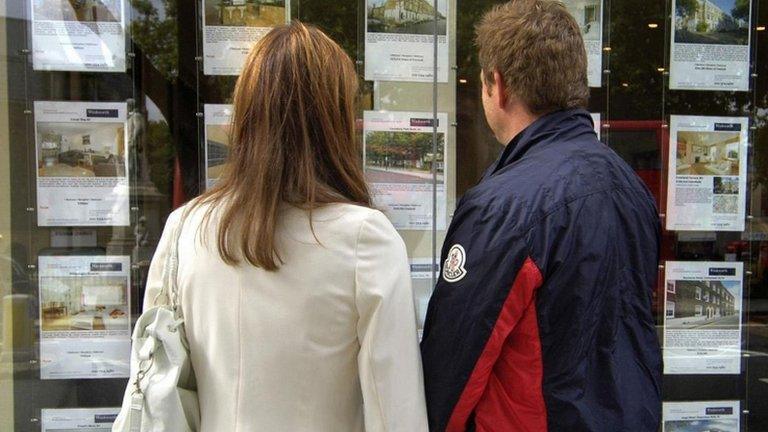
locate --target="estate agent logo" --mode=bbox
[443,244,467,283]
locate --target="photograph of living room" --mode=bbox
[37,121,126,178]
[675,130,740,176]
[564,0,602,41]
[206,123,231,184]
[41,275,129,332]
[205,0,286,27]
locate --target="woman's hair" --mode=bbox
[192,21,370,271]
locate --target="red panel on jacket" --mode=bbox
[446,258,546,431]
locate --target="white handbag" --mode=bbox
[114,218,200,432]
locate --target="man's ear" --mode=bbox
[492,70,507,109]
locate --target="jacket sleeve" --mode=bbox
[142,208,183,311]
[420,205,544,432]
[355,210,429,432]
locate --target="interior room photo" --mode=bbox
[40,275,129,332]
[36,122,126,178]
[675,131,740,176]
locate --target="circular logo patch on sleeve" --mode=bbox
[443,244,467,283]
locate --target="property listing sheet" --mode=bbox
[364,110,448,231]
[42,407,119,431]
[564,0,604,87]
[30,0,126,72]
[591,112,601,139]
[663,401,740,432]
[39,255,131,380]
[666,115,748,231]
[364,0,449,82]
[410,257,438,337]
[35,102,130,226]
[203,0,289,75]
[663,261,743,375]
[669,0,751,91]
[35,101,129,227]
[204,104,233,189]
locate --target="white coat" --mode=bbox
[144,202,429,432]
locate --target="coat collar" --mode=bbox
[483,108,594,180]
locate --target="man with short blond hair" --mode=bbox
[421,1,662,431]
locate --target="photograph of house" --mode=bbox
[676,131,740,176]
[675,0,749,45]
[205,0,286,27]
[206,123,231,184]
[664,418,738,432]
[36,121,126,178]
[665,279,740,329]
[367,0,447,36]
[41,275,129,331]
[713,176,739,194]
[34,0,122,23]
[365,131,444,184]
[564,0,602,41]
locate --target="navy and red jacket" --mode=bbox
[421,109,662,431]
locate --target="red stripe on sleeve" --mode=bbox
[445,257,545,432]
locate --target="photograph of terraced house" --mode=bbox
[205,0,286,27]
[675,0,750,45]
[676,130,740,176]
[665,279,740,330]
[367,0,447,36]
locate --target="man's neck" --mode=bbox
[498,109,540,146]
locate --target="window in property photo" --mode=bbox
[695,287,702,300]
[695,305,703,317]
[667,281,676,293]
[666,301,675,318]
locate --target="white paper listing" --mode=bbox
[39,255,131,380]
[564,0,604,87]
[666,115,748,232]
[204,104,233,189]
[670,0,751,91]
[591,113,601,139]
[34,101,129,227]
[203,0,289,76]
[30,0,126,72]
[42,407,119,431]
[364,0,449,83]
[663,401,740,432]
[663,261,743,375]
[364,111,448,231]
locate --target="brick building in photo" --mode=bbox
[666,280,737,320]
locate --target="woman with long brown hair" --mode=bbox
[143,22,427,431]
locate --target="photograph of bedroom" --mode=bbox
[676,130,740,176]
[41,275,129,331]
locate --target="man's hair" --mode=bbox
[476,0,589,114]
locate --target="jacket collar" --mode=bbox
[483,108,594,180]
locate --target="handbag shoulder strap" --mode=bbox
[159,210,185,320]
